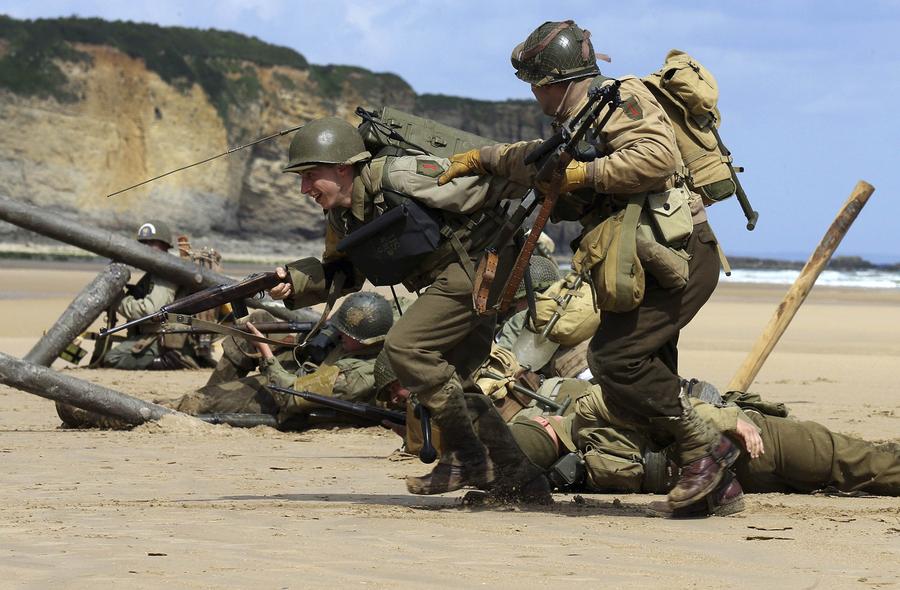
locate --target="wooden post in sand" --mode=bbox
[727,180,875,392]
[24,263,130,367]
[0,351,189,425]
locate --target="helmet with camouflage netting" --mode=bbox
[330,291,394,345]
[283,117,371,174]
[511,20,600,87]
[515,256,561,300]
[373,349,398,402]
[136,220,173,249]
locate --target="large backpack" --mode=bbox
[356,106,497,159]
[643,50,741,205]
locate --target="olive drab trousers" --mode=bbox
[383,259,496,413]
[588,221,721,460]
[738,411,900,495]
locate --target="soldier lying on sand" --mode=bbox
[507,379,899,517]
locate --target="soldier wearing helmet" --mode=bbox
[99,220,184,370]
[172,291,395,429]
[266,116,550,501]
[438,20,737,515]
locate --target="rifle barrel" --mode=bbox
[267,385,405,425]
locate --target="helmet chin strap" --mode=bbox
[553,81,576,120]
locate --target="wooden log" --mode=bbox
[726,180,875,392]
[24,263,130,367]
[0,194,314,322]
[0,351,188,425]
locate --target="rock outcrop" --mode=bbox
[0,17,546,257]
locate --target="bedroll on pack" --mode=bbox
[643,50,738,205]
[357,106,497,160]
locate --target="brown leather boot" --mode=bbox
[647,469,745,518]
[406,451,497,495]
[465,393,553,504]
[667,434,740,508]
[406,380,497,495]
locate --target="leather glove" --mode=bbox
[535,160,590,194]
[437,148,487,185]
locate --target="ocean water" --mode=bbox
[722,268,900,289]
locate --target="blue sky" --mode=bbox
[2,1,899,261]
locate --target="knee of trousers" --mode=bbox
[384,333,454,394]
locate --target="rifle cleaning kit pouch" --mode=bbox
[337,197,442,286]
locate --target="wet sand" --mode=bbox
[0,264,897,589]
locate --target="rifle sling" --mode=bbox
[161,313,290,347]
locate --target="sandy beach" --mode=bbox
[0,263,897,589]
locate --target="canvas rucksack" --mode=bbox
[643,50,742,205]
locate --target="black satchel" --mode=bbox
[336,197,443,286]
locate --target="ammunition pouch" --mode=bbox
[643,186,693,246]
[582,446,645,492]
[160,332,188,350]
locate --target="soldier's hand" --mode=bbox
[735,417,765,459]
[437,148,487,185]
[245,321,274,359]
[535,160,589,194]
[268,267,294,300]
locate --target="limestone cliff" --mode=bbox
[0,16,546,257]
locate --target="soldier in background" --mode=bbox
[98,220,198,370]
[173,291,393,429]
[438,20,735,512]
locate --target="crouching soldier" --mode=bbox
[268,117,549,500]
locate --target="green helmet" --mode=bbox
[330,291,394,346]
[136,220,173,249]
[509,418,559,470]
[511,20,600,87]
[373,349,398,401]
[514,256,561,300]
[283,117,371,174]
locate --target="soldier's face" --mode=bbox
[298,164,353,210]
[531,82,569,117]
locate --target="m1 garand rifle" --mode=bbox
[99,272,288,344]
[267,385,438,464]
[487,79,623,315]
[155,321,314,336]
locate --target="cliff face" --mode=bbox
[0,17,545,255]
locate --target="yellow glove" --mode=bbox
[535,160,590,194]
[437,148,487,185]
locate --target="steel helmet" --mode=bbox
[511,20,600,87]
[283,117,371,174]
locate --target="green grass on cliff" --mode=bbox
[309,64,411,99]
[0,15,307,117]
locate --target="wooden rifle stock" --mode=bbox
[100,271,286,337]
